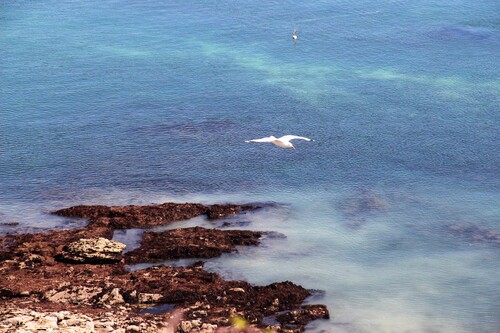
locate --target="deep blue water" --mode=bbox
[1,1,499,332]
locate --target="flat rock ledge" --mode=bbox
[0,202,329,332]
[53,202,262,229]
[125,227,263,264]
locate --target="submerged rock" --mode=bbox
[448,224,499,247]
[56,237,126,264]
[337,188,389,227]
[431,26,493,41]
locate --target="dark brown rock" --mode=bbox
[0,226,114,268]
[0,202,329,332]
[125,227,262,263]
[53,202,261,229]
[53,203,208,229]
[206,204,259,220]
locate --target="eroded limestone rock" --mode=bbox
[57,237,126,264]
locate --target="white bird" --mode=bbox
[245,135,312,149]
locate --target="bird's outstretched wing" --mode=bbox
[279,135,312,142]
[245,136,275,143]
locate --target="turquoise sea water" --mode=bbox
[1,1,499,332]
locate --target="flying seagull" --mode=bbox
[245,135,313,149]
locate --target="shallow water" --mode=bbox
[1,0,499,332]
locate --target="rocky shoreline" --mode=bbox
[0,202,329,332]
